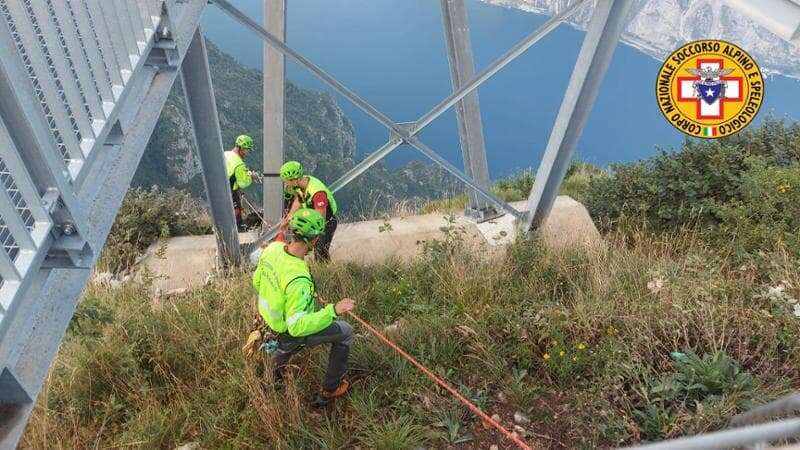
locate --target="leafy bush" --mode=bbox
[585,118,800,256]
[710,160,800,256]
[586,142,754,231]
[98,188,211,273]
[634,351,754,441]
[649,352,753,404]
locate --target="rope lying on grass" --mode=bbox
[346,311,534,450]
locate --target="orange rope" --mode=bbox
[346,311,534,450]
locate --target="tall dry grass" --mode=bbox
[21,228,800,449]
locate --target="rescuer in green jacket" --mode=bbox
[279,161,339,262]
[224,135,255,231]
[253,208,355,405]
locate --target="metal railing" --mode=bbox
[0,1,211,446]
[0,0,166,337]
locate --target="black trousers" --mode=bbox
[272,321,352,391]
[315,215,338,262]
[231,190,244,230]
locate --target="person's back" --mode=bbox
[225,135,254,230]
[224,149,252,191]
[253,241,310,334]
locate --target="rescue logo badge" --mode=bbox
[656,40,764,138]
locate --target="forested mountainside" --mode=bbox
[133,41,458,218]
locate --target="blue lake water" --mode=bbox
[202,0,800,178]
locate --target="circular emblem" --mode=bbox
[656,40,764,139]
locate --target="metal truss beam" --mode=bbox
[213,0,587,257]
[0,1,207,447]
[723,0,800,44]
[440,0,494,218]
[730,393,800,427]
[523,0,634,232]
[262,0,286,226]
[620,419,800,450]
[180,28,241,266]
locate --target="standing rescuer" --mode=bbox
[250,208,355,406]
[225,134,256,231]
[279,161,339,262]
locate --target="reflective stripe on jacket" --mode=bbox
[252,241,336,337]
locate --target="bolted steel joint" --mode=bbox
[61,223,75,236]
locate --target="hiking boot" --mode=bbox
[311,379,349,408]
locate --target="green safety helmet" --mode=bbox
[280,161,304,181]
[289,208,325,240]
[235,134,254,150]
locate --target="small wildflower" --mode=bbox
[577,343,586,350]
[777,182,791,193]
[543,353,550,361]
[647,277,665,294]
[551,340,558,347]
[768,285,786,298]
[559,351,565,357]
[572,356,577,362]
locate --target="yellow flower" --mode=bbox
[577,343,586,350]
[543,353,550,360]
[559,351,565,357]
[572,356,577,362]
[778,182,792,193]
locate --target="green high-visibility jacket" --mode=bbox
[299,176,338,216]
[224,150,252,191]
[252,241,336,337]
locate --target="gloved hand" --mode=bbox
[242,329,263,358]
[248,170,262,183]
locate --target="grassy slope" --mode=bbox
[22,232,800,449]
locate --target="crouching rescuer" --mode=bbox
[248,208,355,406]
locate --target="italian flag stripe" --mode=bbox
[702,126,716,137]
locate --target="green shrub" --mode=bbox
[710,161,800,255]
[650,352,754,404]
[99,187,211,273]
[585,118,800,257]
[586,142,754,231]
[634,351,754,441]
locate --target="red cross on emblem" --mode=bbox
[676,58,743,119]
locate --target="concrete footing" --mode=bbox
[141,196,601,294]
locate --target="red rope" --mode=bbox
[346,311,534,450]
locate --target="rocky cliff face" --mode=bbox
[134,41,359,191]
[133,41,457,218]
[481,0,800,79]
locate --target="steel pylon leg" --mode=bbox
[180,29,241,266]
[262,0,286,228]
[522,0,634,232]
[440,0,497,222]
